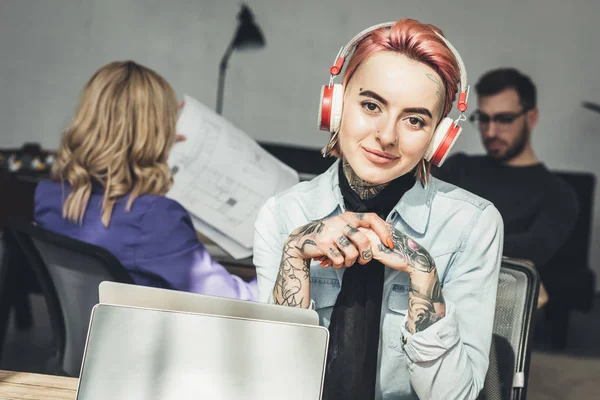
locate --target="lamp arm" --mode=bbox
[219,40,235,71]
[216,40,235,115]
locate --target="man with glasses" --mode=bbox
[434,68,578,276]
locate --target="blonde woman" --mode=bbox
[35,61,257,300]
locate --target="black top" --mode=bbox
[433,153,579,268]
[322,165,415,400]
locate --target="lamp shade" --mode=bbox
[583,101,600,115]
[232,4,265,50]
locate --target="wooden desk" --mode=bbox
[0,370,77,400]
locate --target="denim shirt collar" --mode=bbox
[309,160,434,234]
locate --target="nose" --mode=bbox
[481,121,499,139]
[375,117,398,149]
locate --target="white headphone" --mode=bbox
[317,22,470,167]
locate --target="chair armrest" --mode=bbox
[502,256,547,309]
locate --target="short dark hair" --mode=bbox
[475,68,537,110]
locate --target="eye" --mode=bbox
[406,116,425,129]
[495,114,516,124]
[361,101,381,113]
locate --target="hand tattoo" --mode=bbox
[361,249,372,260]
[337,236,351,247]
[377,227,436,273]
[345,223,359,236]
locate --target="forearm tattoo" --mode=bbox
[408,277,445,333]
[273,221,323,308]
[377,226,446,333]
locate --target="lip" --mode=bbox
[361,146,399,165]
[486,141,505,150]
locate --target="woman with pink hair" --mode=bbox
[253,19,503,399]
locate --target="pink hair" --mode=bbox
[342,18,461,120]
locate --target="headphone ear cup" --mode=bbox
[318,84,344,132]
[424,117,463,167]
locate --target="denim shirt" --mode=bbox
[253,160,504,400]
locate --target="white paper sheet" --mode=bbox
[189,214,252,260]
[167,95,299,256]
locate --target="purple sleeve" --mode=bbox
[135,197,257,301]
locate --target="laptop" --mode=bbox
[98,281,319,326]
[76,304,329,400]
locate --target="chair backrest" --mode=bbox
[5,217,133,377]
[478,257,540,400]
[544,171,596,311]
[551,171,595,270]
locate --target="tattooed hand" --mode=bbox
[272,212,393,308]
[288,212,392,268]
[361,226,446,333]
[361,226,435,275]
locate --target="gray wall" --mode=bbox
[2,0,600,285]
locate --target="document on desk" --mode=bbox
[166,95,299,259]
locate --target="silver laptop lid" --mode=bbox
[76,304,328,400]
[99,281,319,326]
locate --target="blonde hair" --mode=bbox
[52,60,178,226]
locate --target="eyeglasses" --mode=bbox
[469,108,530,126]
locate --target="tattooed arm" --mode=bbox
[408,270,446,333]
[366,207,504,400]
[368,227,445,333]
[272,222,323,308]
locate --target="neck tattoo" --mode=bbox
[343,160,388,200]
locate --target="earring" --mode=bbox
[421,159,428,188]
[321,130,340,157]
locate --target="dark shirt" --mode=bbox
[433,153,579,268]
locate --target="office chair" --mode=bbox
[478,257,540,400]
[4,218,133,377]
[541,171,596,349]
[0,226,42,362]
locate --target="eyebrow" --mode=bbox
[359,90,433,119]
[359,90,388,106]
[403,107,433,119]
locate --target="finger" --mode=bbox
[348,212,393,250]
[327,246,345,269]
[176,134,187,142]
[361,228,410,270]
[342,223,372,264]
[316,256,331,267]
[177,100,185,109]
[360,228,382,249]
[335,235,359,267]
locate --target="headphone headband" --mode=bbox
[328,21,469,112]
